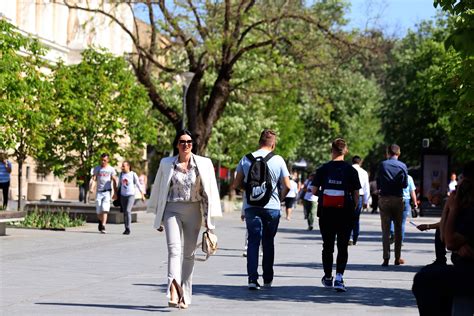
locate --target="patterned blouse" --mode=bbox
[167,156,203,202]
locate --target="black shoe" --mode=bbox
[248,280,261,290]
[100,225,106,234]
[308,226,313,231]
[123,229,130,235]
[98,223,103,232]
[321,276,333,288]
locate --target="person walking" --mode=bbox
[302,174,318,230]
[377,144,408,266]
[0,153,12,210]
[147,129,222,309]
[312,138,360,292]
[369,178,379,213]
[118,161,145,235]
[447,172,457,196]
[89,153,118,234]
[232,129,290,290]
[284,176,298,220]
[390,174,418,243]
[349,155,369,245]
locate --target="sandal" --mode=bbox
[169,279,185,308]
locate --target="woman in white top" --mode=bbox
[118,161,145,235]
[147,130,222,309]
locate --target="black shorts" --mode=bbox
[284,197,296,209]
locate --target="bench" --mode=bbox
[24,201,146,224]
[0,211,26,236]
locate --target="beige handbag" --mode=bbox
[197,229,218,261]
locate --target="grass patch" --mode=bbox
[10,208,85,230]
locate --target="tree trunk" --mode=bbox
[17,159,23,211]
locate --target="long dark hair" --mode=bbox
[455,161,474,211]
[173,129,197,155]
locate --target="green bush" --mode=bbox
[12,208,85,229]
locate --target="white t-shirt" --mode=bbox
[448,180,457,193]
[93,165,116,192]
[303,179,318,202]
[286,179,298,198]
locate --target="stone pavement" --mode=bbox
[0,205,439,316]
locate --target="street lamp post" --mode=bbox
[174,72,195,130]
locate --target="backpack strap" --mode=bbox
[263,152,275,162]
[245,153,256,161]
[245,152,275,162]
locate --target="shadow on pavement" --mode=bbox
[132,283,416,308]
[35,302,170,313]
[275,262,423,273]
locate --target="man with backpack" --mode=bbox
[232,129,291,290]
[312,138,361,292]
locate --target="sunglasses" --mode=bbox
[178,140,193,145]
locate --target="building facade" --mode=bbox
[0,0,135,203]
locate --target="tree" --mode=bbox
[63,0,360,154]
[297,69,383,169]
[380,19,453,166]
[380,15,474,165]
[37,49,157,202]
[434,0,474,162]
[0,20,55,211]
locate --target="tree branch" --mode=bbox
[186,0,207,40]
[157,0,197,68]
[62,0,175,72]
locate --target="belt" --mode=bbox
[98,189,112,192]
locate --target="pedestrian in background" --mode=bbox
[390,174,418,243]
[0,153,12,210]
[369,178,379,213]
[350,155,369,245]
[147,129,222,309]
[377,144,408,266]
[90,153,118,234]
[302,174,318,231]
[118,161,145,235]
[284,175,298,220]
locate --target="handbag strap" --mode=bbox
[195,229,212,262]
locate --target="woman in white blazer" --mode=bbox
[147,129,222,309]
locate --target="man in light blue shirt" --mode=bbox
[390,175,418,242]
[232,129,290,290]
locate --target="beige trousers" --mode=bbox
[379,196,404,260]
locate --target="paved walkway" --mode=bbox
[0,205,439,315]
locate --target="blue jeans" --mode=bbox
[351,197,363,243]
[390,199,411,241]
[245,207,280,283]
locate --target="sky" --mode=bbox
[134,0,441,38]
[344,0,440,36]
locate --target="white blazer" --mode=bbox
[147,154,223,229]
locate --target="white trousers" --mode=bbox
[163,201,201,305]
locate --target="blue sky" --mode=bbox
[345,0,440,36]
[134,1,441,37]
